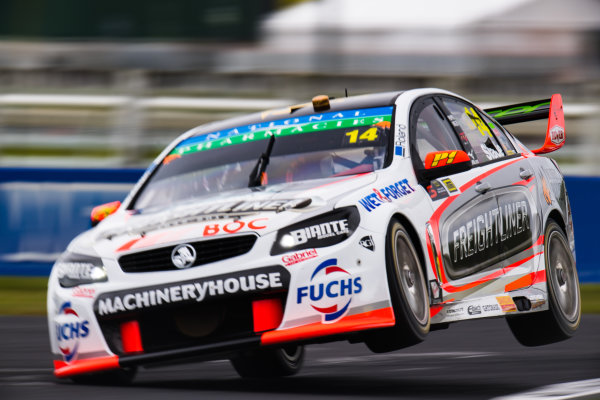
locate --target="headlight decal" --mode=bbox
[55,253,108,288]
[270,207,360,255]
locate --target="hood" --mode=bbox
[89,173,377,255]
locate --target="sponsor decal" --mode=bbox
[55,253,107,288]
[358,179,415,212]
[296,258,362,323]
[271,208,359,254]
[55,302,89,362]
[446,306,465,316]
[442,188,533,278]
[56,259,104,284]
[482,303,500,312]
[496,296,517,312]
[441,178,458,193]
[171,244,196,269]
[289,219,349,245]
[427,180,449,201]
[395,123,407,157]
[72,287,96,298]
[173,107,393,156]
[424,150,471,169]
[105,200,308,239]
[95,266,289,316]
[464,106,492,138]
[487,101,550,120]
[480,144,503,161]
[282,249,318,266]
[550,125,565,145]
[451,200,530,264]
[358,235,375,251]
[542,176,552,205]
[467,305,482,315]
[458,131,470,147]
[201,218,267,237]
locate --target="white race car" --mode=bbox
[48,89,580,382]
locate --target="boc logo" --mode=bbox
[296,258,362,323]
[55,302,89,362]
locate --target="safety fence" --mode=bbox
[0,167,598,282]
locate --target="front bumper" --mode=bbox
[49,226,396,378]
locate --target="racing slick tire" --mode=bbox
[507,219,581,346]
[365,219,430,353]
[230,345,304,378]
[68,367,137,385]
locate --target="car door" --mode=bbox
[410,95,540,302]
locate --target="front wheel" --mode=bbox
[365,220,430,353]
[507,219,581,346]
[230,345,304,378]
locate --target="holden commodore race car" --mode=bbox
[48,88,580,382]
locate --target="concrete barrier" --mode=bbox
[0,167,597,282]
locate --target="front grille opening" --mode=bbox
[118,235,257,273]
[99,294,290,356]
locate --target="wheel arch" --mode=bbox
[389,212,427,277]
[546,208,566,235]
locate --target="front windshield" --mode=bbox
[133,106,393,210]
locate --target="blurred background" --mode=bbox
[0,0,599,278]
[0,0,599,171]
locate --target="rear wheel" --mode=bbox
[230,345,304,378]
[507,219,581,346]
[365,220,430,353]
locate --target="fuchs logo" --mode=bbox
[358,236,375,251]
[171,244,196,269]
[296,258,362,323]
[55,302,89,362]
[282,249,318,266]
[550,125,565,145]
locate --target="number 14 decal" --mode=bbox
[346,127,378,143]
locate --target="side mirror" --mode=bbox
[91,201,121,227]
[421,150,472,181]
[532,94,565,154]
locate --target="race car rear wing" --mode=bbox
[484,94,565,154]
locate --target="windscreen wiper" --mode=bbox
[248,134,276,187]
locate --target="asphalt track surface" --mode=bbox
[1,315,599,400]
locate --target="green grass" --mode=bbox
[580,284,600,314]
[0,277,598,316]
[0,277,48,315]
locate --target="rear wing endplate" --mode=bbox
[484,94,565,154]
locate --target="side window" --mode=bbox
[412,99,463,163]
[440,97,506,164]
[480,113,517,156]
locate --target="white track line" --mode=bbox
[492,378,600,400]
[316,351,496,364]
